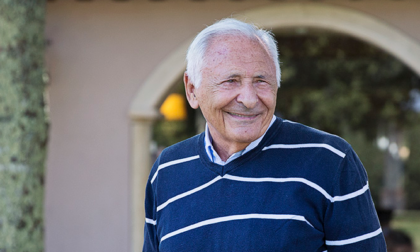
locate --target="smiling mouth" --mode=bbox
[227,112,259,118]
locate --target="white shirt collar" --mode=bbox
[204,115,276,165]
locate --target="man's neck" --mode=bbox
[211,139,248,162]
[205,115,276,163]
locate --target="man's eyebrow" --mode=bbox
[225,74,267,79]
[255,75,266,79]
[227,74,241,79]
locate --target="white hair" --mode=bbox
[186,18,281,88]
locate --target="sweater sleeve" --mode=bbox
[143,169,159,251]
[324,149,386,251]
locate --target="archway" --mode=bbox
[129,3,420,251]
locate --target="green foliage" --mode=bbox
[275,28,420,209]
[153,79,195,148]
[152,80,199,148]
[341,129,384,204]
[392,211,420,251]
[276,29,418,139]
[153,120,192,148]
[404,121,420,209]
[0,0,47,251]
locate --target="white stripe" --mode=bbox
[157,175,369,213]
[326,227,382,246]
[331,183,369,202]
[145,218,156,225]
[161,213,313,242]
[223,175,369,203]
[157,176,222,212]
[224,175,333,200]
[151,155,200,184]
[283,119,299,124]
[262,143,346,158]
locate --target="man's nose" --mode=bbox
[236,81,258,109]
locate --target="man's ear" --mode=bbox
[184,72,199,109]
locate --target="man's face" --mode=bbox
[186,35,278,152]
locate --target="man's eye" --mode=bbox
[226,79,236,83]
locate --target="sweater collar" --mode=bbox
[204,115,277,165]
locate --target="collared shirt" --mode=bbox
[204,115,276,165]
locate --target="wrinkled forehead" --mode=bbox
[202,34,275,69]
[200,34,277,81]
[204,33,271,60]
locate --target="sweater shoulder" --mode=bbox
[158,133,202,163]
[148,133,202,182]
[278,120,351,152]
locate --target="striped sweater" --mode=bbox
[144,117,386,251]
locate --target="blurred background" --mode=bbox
[1,0,420,251]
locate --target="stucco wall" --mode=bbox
[44,1,420,251]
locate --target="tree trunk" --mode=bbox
[0,0,47,251]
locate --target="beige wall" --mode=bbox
[45,1,420,251]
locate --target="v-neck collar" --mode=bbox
[204,115,277,165]
[198,117,284,176]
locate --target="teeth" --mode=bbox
[229,112,254,118]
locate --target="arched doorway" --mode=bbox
[129,3,420,250]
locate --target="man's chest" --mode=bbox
[155,177,329,251]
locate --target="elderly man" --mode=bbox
[144,18,386,251]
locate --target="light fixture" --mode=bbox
[159,93,187,121]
